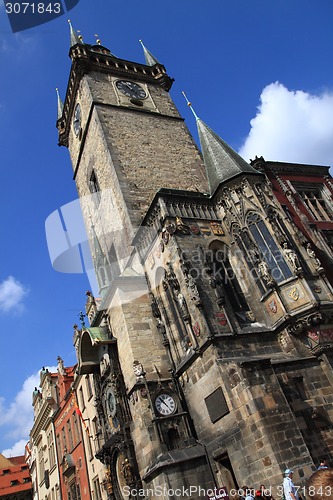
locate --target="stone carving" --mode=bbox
[208,274,225,307]
[176,292,190,320]
[282,243,301,272]
[149,292,161,318]
[57,356,66,376]
[166,263,180,291]
[258,261,275,287]
[121,458,135,486]
[156,318,166,335]
[175,216,190,234]
[185,274,201,306]
[306,243,323,270]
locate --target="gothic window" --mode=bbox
[163,281,192,358]
[296,186,333,221]
[107,244,121,282]
[246,212,292,283]
[89,170,101,205]
[206,242,251,319]
[232,225,265,295]
[155,267,192,364]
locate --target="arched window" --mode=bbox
[206,241,251,322]
[154,267,192,363]
[246,212,292,282]
[232,224,266,295]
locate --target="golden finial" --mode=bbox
[182,91,199,120]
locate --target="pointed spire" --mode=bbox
[56,88,63,120]
[182,92,260,194]
[139,39,159,66]
[68,19,83,47]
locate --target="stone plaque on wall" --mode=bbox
[205,387,229,423]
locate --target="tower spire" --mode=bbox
[68,19,83,47]
[139,39,159,66]
[182,92,260,194]
[56,88,63,121]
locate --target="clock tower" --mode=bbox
[57,25,213,499]
[57,27,208,249]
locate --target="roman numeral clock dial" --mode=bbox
[155,394,177,416]
[116,80,147,100]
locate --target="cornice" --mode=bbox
[261,161,330,178]
[30,401,54,441]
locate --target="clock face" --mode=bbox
[73,103,81,136]
[106,386,116,417]
[155,394,177,416]
[116,80,147,100]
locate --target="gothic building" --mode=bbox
[55,24,333,499]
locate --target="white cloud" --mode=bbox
[0,276,28,313]
[239,82,333,166]
[0,366,57,457]
[2,439,28,458]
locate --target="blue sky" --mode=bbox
[0,0,333,456]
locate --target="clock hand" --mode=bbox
[162,400,171,410]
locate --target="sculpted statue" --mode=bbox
[176,292,190,320]
[121,458,134,486]
[185,274,201,305]
[258,260,275,286]
[282,243,301,272]
[208,275,225,306]
[306,243,322,270]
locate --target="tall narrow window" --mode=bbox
[86,375,93,400]
[232,225,266,295]
[56,434,62,464]
[207,242,251,322]
[47,431,56,469]
[89,170,101,205]
[73,412,81,445]
[38,446,45,481]
[67,419,74,451]
[93,478,102,500]
[246,212,292,282]
[297,187,333,221]
[78,386,85,410]
[107,244,121,282]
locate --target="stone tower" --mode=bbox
[57,24,333,500]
